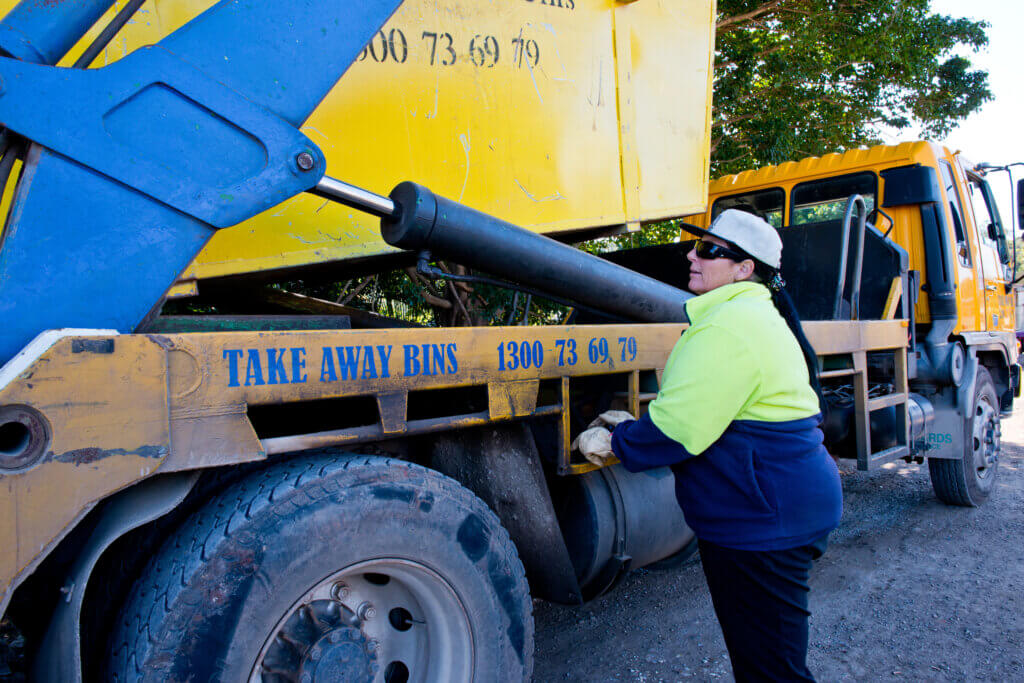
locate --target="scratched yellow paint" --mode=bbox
[0,335,169,612]
[157,321,901,422]
[9,0,715,282]
[164,324,685,407]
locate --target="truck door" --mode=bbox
[964,171,1013,332]
[938,160,984,331]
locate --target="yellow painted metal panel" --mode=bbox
[159,321,902,415]
[22,0,714,282]
[688,142,941,323]
[616,0,716,223]
[937,147,984,334]
[706,142,933,196]
[163,324,685,407]
[0,335,169,611]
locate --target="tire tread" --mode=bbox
[928,366,999,507]
[108,454,533,681]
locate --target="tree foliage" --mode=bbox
[712,0,991,175]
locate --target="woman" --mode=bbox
[576,209,842,682]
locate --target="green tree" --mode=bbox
[712,0,990,175]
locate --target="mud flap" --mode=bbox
[431,423,583,604]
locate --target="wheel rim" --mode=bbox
[971,393,1000,486]
[250,559,473,683]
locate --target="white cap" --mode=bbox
[700,209,782,270]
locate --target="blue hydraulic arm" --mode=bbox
[0,0,403,365]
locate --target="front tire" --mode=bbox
[929,366,1001,506]
[108,455,533,682]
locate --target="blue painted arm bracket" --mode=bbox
[0,47,325,227]
[0,0,403,366]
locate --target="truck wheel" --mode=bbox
[929,366,1001,506]
[107,455,533,682]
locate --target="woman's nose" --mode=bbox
[686,247,697,263]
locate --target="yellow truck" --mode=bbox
[0,1,1018,682]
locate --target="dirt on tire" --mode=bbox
[534,409,1024,681]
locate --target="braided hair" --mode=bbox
[751,262,827,416]
[717,204,826,415]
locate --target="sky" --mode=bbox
[914,0,1022,230]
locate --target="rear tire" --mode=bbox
[107,454,533,682]
[929,366,1001,506]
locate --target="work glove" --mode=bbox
[571,426,614,465]
[588,410,636,429]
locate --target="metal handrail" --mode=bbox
[833,194,868,320]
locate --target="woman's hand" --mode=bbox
[572,411,635,465]
[588,410,636,429]
[571,426,614,465]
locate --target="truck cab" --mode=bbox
[685,142,1016,348]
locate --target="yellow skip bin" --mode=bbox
[39,0,717,284]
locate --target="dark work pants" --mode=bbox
[698,535,829,683]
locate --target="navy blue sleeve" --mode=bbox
[611,413,697,472]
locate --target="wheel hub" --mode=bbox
[972,398,1000,479]
[301,627,378,682]
[251,559,473,683]
[256,598,378,682]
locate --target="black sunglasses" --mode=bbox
[693,238,748,261]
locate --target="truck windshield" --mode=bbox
[710,187,785,227]
[790,171,876,226]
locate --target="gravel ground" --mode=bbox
[533,409,1024,682]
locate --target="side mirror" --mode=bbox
[987,223,998,241]
[1018,177,1024,232]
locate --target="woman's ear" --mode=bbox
[735,259,755,281]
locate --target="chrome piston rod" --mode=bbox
[311,175,397,219]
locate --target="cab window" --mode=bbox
[966,174,1009,267]
[939,161,971,266]
[711,188,785,228]
[790,172,876,226]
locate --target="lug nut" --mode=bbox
[309,645,322,661]
[366,639,381,654]
[296,151,315,171]
[357,601,376,621]
[331,581,350,601]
